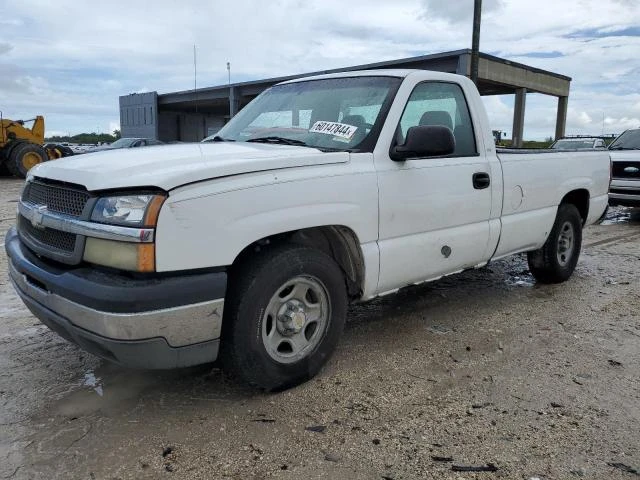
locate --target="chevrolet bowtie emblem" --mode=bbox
[31,205,48,230]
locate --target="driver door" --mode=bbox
[375,81,493,293]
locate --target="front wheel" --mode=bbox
[527,203,583,283]
[221,245,348,391]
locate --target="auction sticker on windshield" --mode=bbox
[309,121,358,140]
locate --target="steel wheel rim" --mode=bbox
[22,151,42,170]
[261,275,330,364]
[557,221,575,267]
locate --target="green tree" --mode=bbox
[45,132,120,144]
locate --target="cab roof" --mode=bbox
[278,69,457,85]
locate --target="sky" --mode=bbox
[1,0,639,140]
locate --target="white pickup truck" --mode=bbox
[6,70,610,390]
[608,127,640,206]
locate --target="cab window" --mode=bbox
[398,82,477,157]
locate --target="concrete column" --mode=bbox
[555,96,568,140]
[512,88,527,148]
[456,51,471,77]
[229,87,239,118]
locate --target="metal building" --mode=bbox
[119,49,571,147]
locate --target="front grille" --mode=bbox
[612,162,640,180]
[18,215,76,253]
[22,180,90,217]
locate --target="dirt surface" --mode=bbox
[1,177,639,480]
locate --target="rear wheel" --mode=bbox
[221,245,348,391]
[527,204,583,283]
[7,143,48,178]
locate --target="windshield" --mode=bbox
[609,129,640,150]
[215,76,401,151]
[109,138,137,148]
[551,139,595,149]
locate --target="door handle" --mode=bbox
[472,172,490,190]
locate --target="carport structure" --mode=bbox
[120,49,571,147]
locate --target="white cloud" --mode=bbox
[576,111,594,127]
[420,0,504,23]
[604,116,640,131]
[0,0,639,138]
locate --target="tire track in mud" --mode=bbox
[584,230,640,248]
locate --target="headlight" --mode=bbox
[84,238,155,272]
[91,194,165,227]
[85,193,165,272]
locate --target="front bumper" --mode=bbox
[5,227,226,369]
[609,179,640,207]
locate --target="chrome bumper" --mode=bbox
[609,192,640,202]
[8,260,223,347]
[609,180,640,206]
[5,227,227,369]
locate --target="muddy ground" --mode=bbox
[1,177,639,480]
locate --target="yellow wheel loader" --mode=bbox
[0,113,51,178]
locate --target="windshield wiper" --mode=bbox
[246,136,308,147]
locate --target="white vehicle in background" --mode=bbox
[6,70,610,391]
[550,136,608,150]
[90,137,164,151]
[608,127,640,207]
[70,144,97,154]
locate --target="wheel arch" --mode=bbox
[560,189,590,225]
[232,225,365,299]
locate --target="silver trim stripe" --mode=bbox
[19,201,155,243]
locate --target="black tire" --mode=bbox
[6,143,48,178]
[221,245,348,391]
[57,145,74,157]
[0,159,11,176]
[527,204,583,283]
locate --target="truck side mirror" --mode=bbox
[390,125,456,161]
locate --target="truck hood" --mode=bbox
[609,150,640,162]
[29,142,350,191]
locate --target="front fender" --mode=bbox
[154,165,378,272]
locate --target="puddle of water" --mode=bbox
[54,365,161,417]
[601,206,640,225]
[52,363,219,418]
[82,370,104,397]
[503,263,536,288]
[505,274,535,287]
[601,211,631,225]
